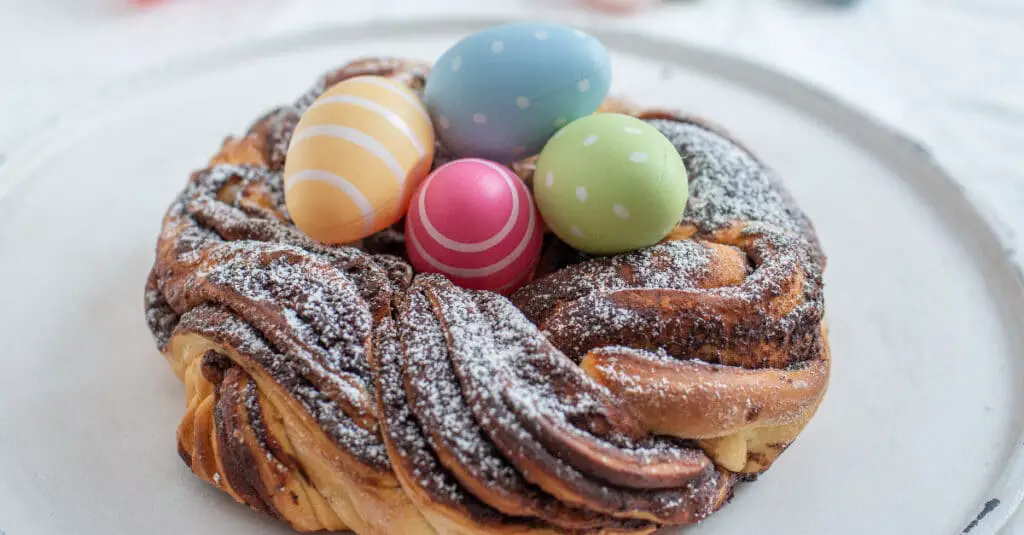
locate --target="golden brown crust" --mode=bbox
[144,58,827,533]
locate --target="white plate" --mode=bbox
[1,18,1022,535]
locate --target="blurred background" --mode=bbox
[0,0,1021,248]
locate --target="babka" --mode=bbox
[144,57,829,534]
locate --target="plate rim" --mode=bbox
[0,16,1021,535]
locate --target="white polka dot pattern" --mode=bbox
[530,112,688,255]
[423,22,612,163]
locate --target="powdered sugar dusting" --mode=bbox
[513,240,719,327]
[401,289,523,493]
[646,119,816,244]
[476,291,712,469]
[374,318,467,504]
[178,304,389,469]
[512,118,825,368]
[396,276,719,522]
[148,163,421,469]
[391,279,625,529]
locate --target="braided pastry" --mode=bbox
[144,57,829,534]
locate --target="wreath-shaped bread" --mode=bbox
[144,57,829,535]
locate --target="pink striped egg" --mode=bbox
[405,158,543,295]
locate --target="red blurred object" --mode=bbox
[583,0,662,13]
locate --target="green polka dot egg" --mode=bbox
[533,113,689,255]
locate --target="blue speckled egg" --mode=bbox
[424,22,612,164]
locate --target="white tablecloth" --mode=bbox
[1,0,1022,259]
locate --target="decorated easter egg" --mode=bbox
[405,158,544,294]
[533,113,688,255]
[424,22,611,164]
[284,75,435,244]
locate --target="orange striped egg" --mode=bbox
[283,75,435,244]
